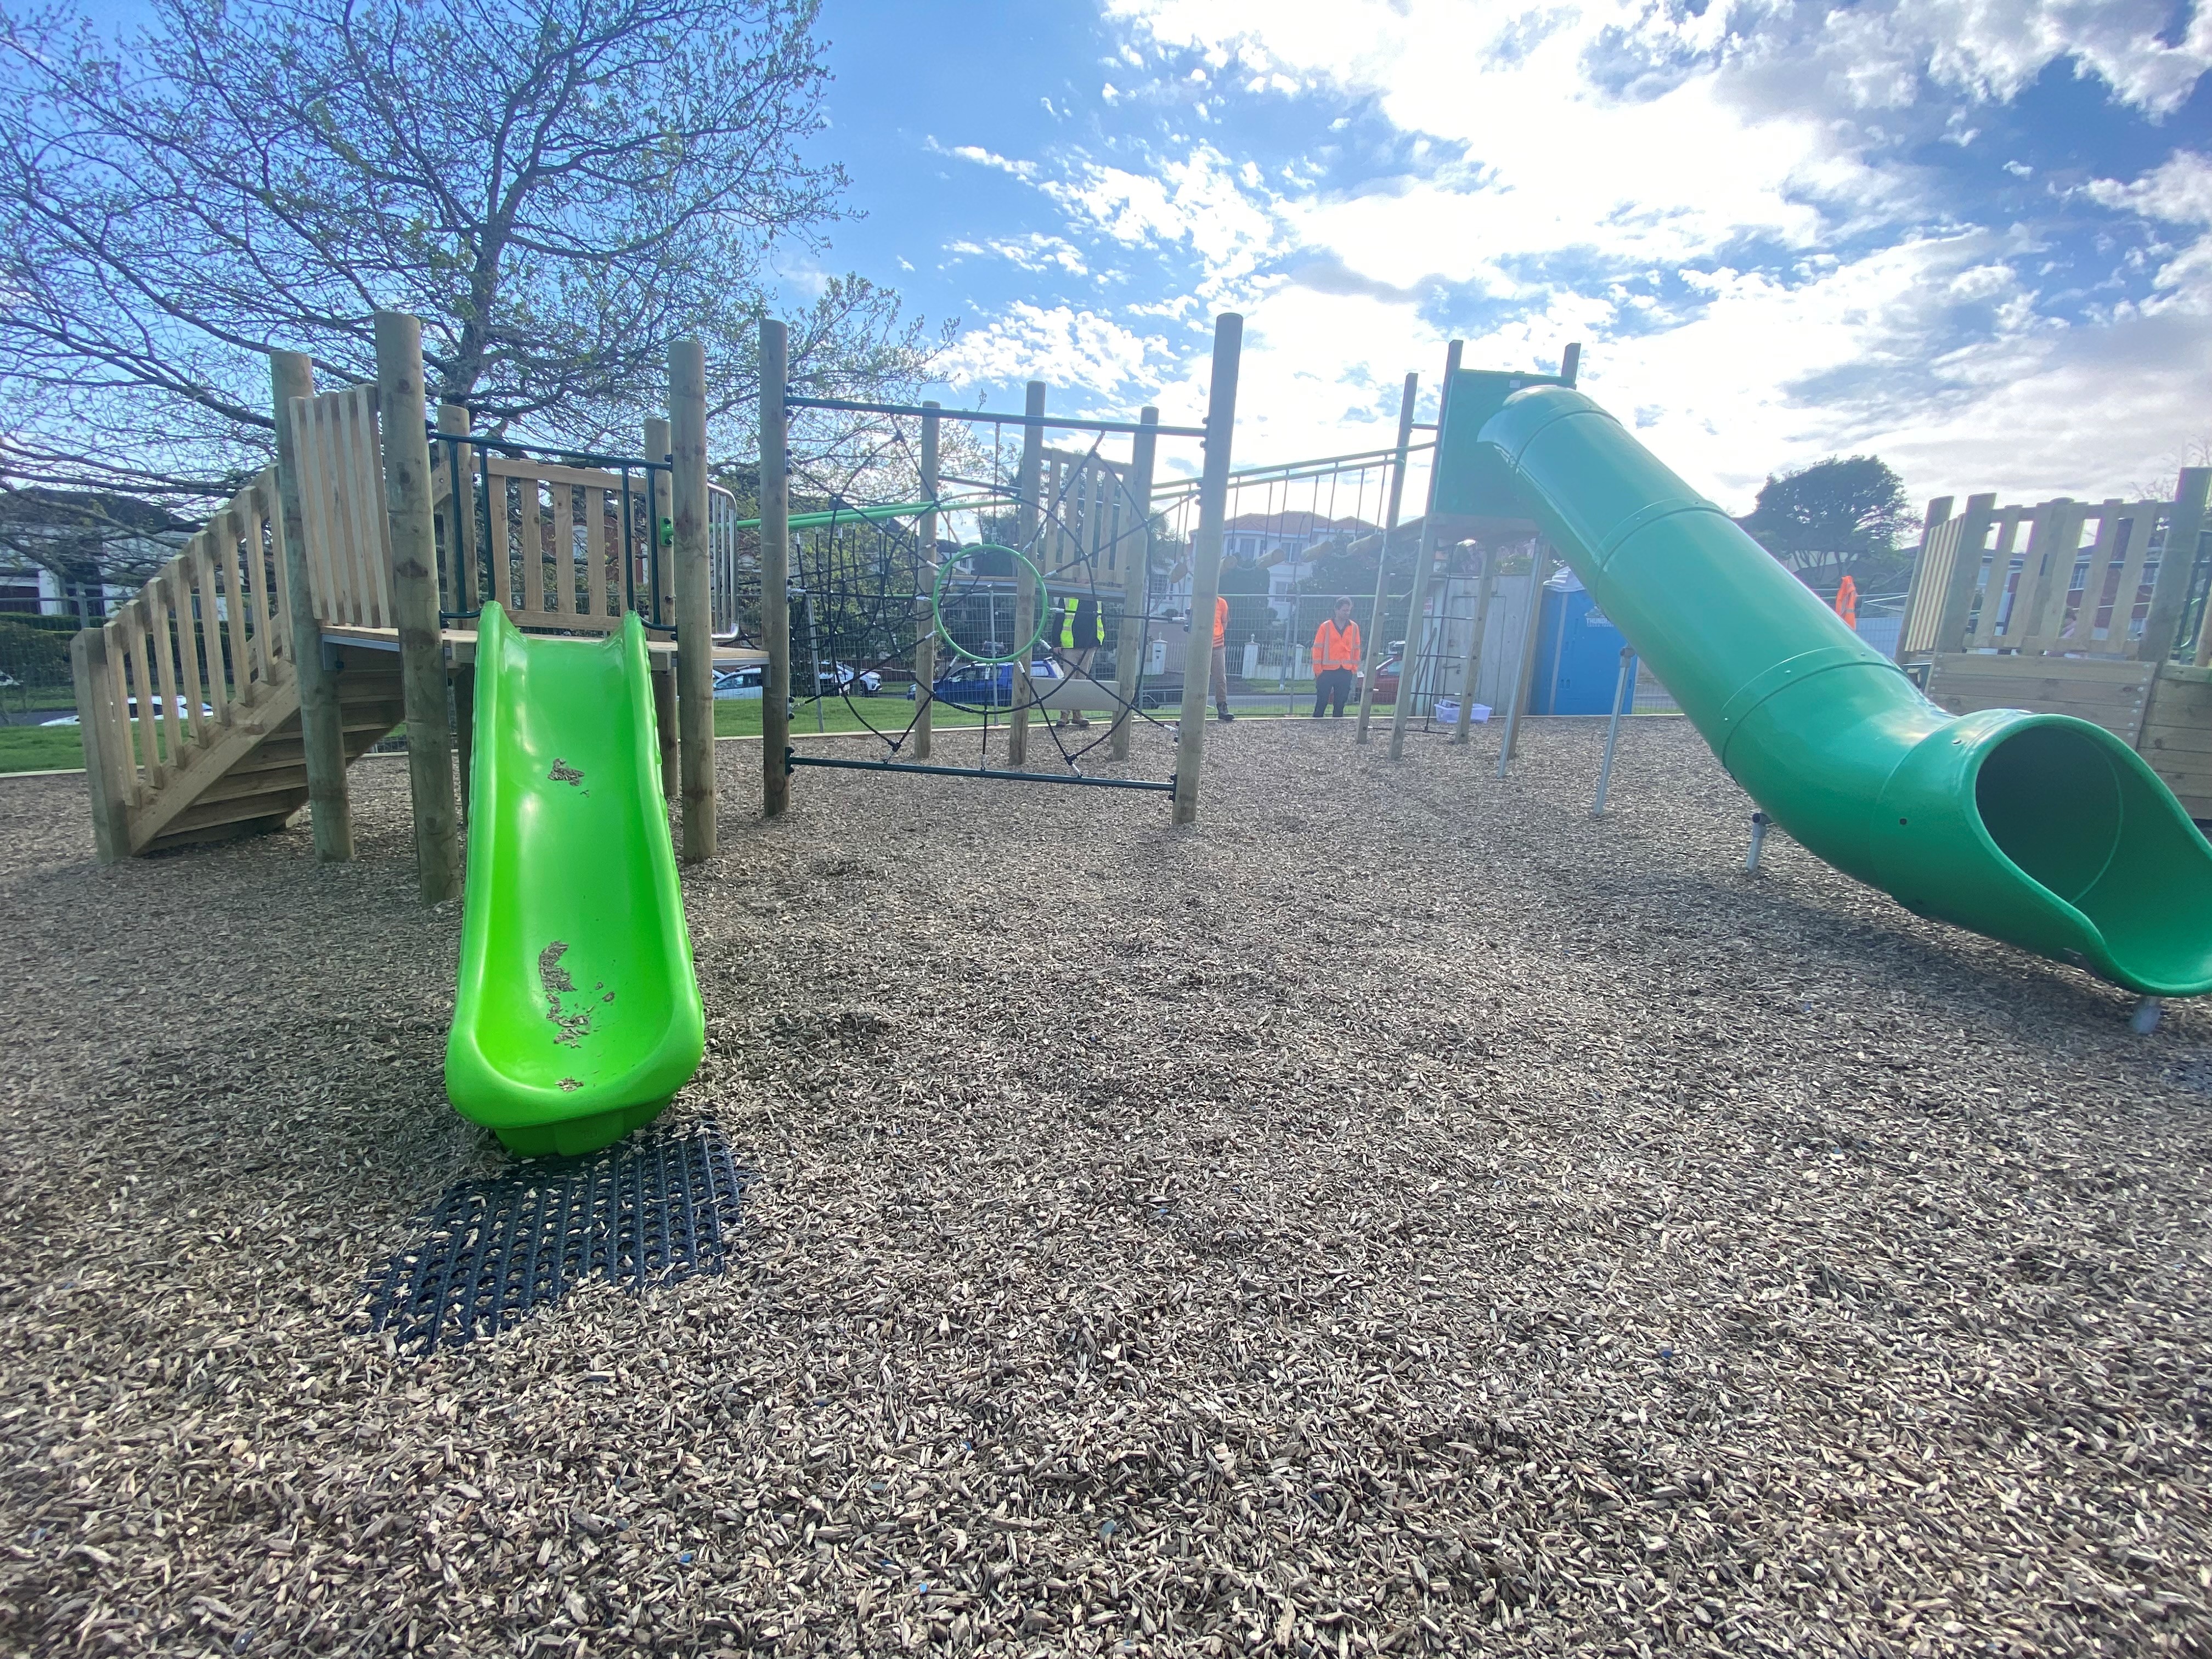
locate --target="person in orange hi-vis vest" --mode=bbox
[1207,592,1234,721]
[1310,596,1362,719]
[1834,573,1858,631]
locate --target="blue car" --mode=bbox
[913,659,1063,708]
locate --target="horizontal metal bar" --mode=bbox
[784,396,1208,439]
[427,428,666,472]
[727,494,1000,532]
[1152,441,1437,496]
[786,752,1176,792]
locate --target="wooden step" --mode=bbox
[189,763,311,808]
[151,786,312,843]
[146,807,301,855]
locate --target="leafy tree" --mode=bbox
[1739,455,1913,595]
[0,0,940,520]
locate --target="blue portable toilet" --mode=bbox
[1530,571,1637,715]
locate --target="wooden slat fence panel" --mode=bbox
[1926,651,2153,739]
[290,385,392,629]
[471,456,640,635]
[1039,447,1131,586]
[1914,492,2182,660]
[1901,515,1965,656]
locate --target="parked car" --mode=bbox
[914,659,1063,708]
[1366,651,1401,707]
[818,661,881,696]
[712,666,764,700]
[42,695,215,726]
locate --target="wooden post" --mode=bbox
[373,311,460,903]
[1498,546,1556,773]
[453,664,475,822]
[1388,340,1464,760]
[2143,469,2210,668]
[1171,314,1244,826]
[915,402,940,760]
[435,402,478,611]
[1008,380,1046,766]
[1110,407,1160,761]
[70,628,129,862]
[272,349,353,861]
[641,424,681,807]
[1894,495,1953,663]
[1355,374,1418,746]
[1929,493,1999,657]
[1451,557,1499,745]
[436,402,476,822]
[759,320,792,817]
[650,668,677,799]
[670,337,716,862]
[645,417,674,629]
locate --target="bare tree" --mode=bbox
[0,0,943,521]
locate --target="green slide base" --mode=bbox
[445,605,705,1152]
[493,1099,673,1159]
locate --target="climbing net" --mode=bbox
[713,408,1186,787]
[710,400,1443,785]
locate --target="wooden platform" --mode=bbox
[1924,652,2154,741]
[320,625,768,672]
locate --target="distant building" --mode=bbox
[1221,511,1381,616]
[0,491,190,622]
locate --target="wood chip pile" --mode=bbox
[2,718,2209,1657]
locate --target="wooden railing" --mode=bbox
[1901,486,2207,662]
[71,470,291,836]
[291,383,393,629]
[467,455,655,635]
[1039,448,1139,583]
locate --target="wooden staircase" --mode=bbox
[69,469,407,860]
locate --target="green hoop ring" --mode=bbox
[933,543,1053,665]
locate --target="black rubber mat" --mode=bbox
[361,1120,744,1353]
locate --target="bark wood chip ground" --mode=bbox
[3,720,2210,1657]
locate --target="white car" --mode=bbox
[42,695,213,726]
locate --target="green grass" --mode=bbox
[0,724,86,774]
[0,696,1328,777]
[715,697,1039,739]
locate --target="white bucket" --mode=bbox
[1434,698,1491,725]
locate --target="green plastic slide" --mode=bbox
[1437,375,2212,998]
[445,604,704,1155]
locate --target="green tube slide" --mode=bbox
[445,605,704,1155]
[1437,376,2212,998]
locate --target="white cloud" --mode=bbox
[938,303,1171,399]
[1040,146,1282,297]
[924,3,2211,512]
[945,234,1092,276]
[932,140,1039,180]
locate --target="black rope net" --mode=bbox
[710,403,1440,783]
[715,410,1187,782]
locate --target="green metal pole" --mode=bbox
[1353,373,1417,746]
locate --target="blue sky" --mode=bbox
[795,0,2211,512]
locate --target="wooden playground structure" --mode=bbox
[1897,472,2212,816]
[67,315,736,885]
[65,312,1257,878]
